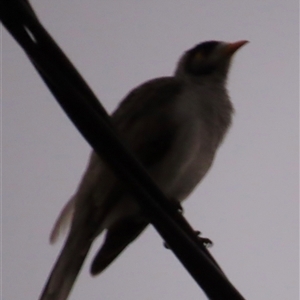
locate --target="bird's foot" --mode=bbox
[195,230,213,248]
[164,231,213,249]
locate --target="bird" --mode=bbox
[39,40,248,300]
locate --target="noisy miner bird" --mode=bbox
[39,40,248,300]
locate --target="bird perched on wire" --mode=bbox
[39,40,248,300]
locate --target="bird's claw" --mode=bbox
[195,231,213,248]
[163,231,213,250]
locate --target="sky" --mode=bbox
[2,1,299,299]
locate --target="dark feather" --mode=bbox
[91,218,148,275]
[39,227,94,300]
[112,77,182,168]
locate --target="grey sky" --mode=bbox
[2,1,299,299]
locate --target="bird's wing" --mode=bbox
[112,77,183,167]
[49,151,106,244]
[91,217,148,275]
[89,78,183,275]
[41,78,183,300]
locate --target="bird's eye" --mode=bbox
[193,52,203,62]
[185,51,215,76]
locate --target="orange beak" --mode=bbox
[224,40,249,56]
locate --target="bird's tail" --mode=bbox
[39,227,94,300]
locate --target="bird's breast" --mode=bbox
[166,119,216,201]
[155,85,232,201]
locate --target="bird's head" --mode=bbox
[175,40,248,84]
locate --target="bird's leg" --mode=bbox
[163,197,183,249]
[168,197,184,214]
[163,198,213,249]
